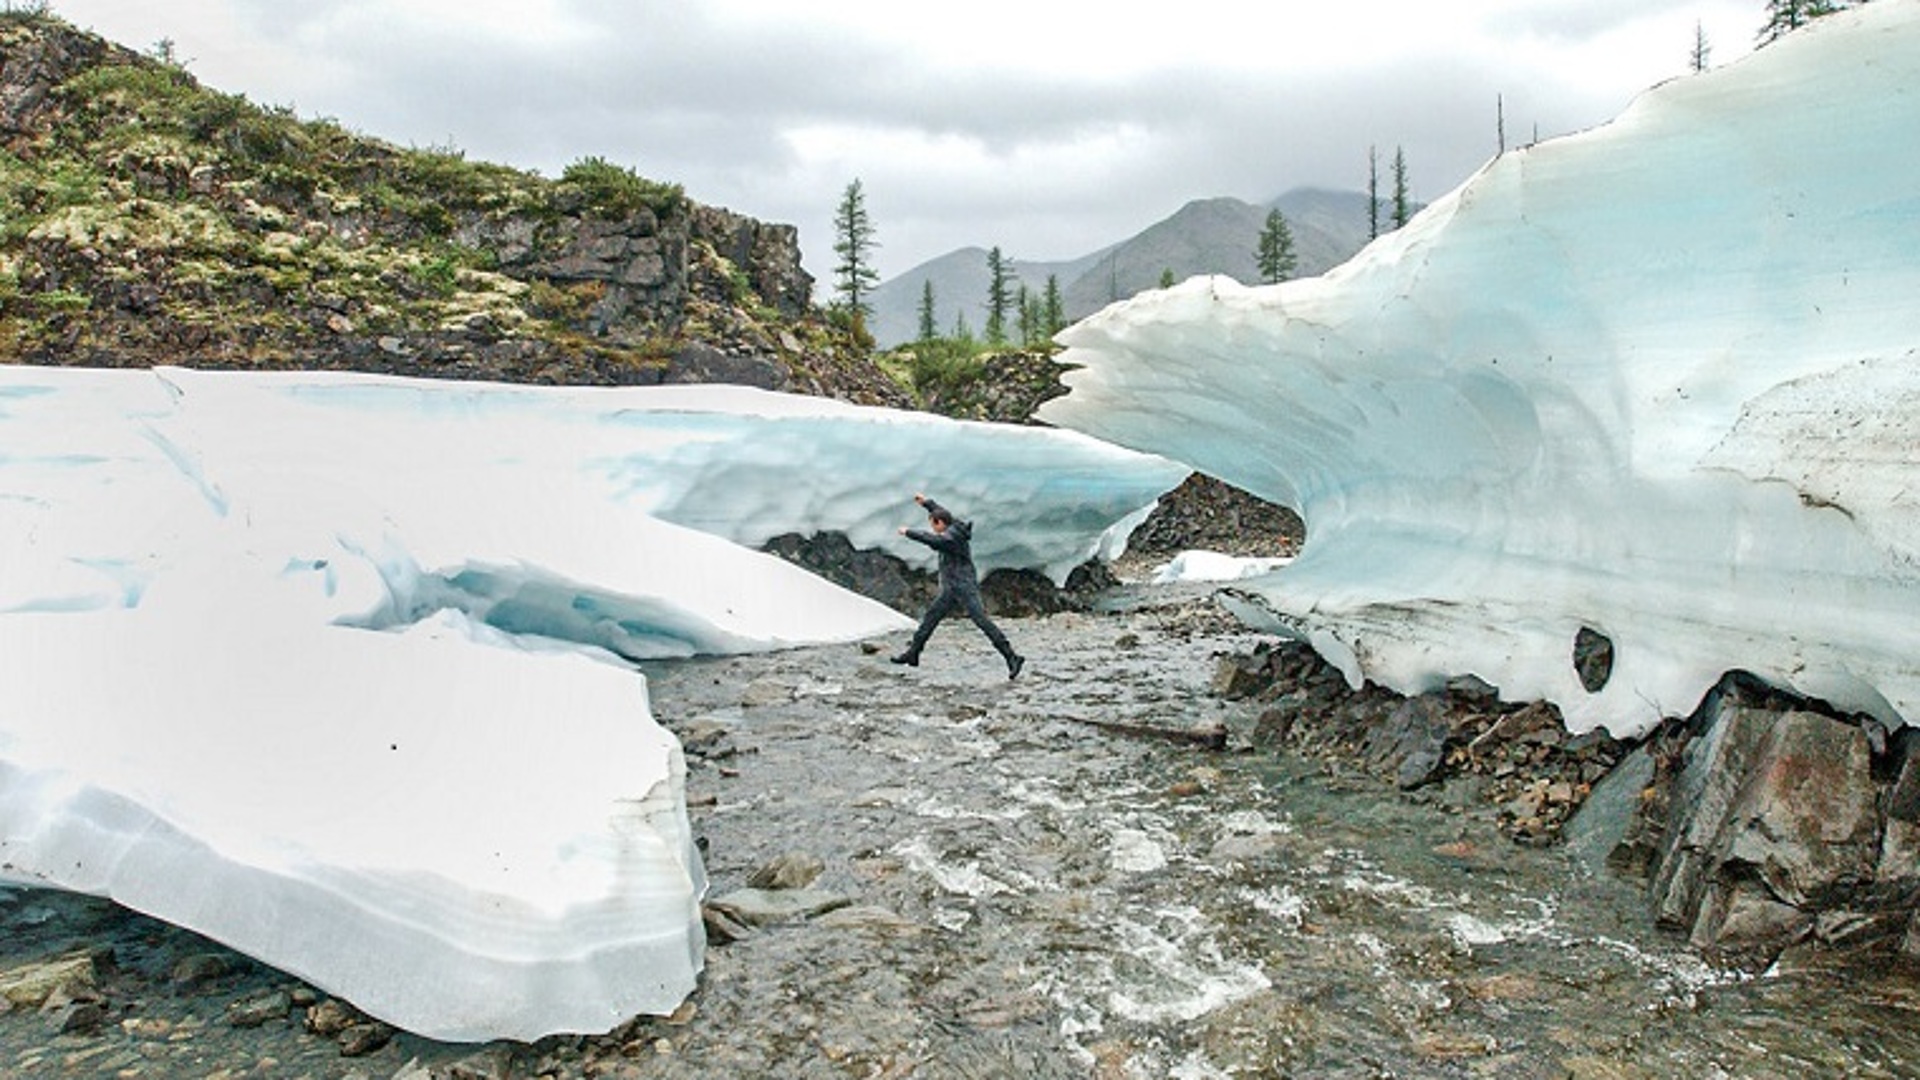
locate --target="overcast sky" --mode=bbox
[47,0,1763,285]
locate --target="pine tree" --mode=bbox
[1256,208,1298,284]
[984,246,1013,346]
[1366,145,1380,240]
[1758,0,1841,46]
[1391,146,1411,230]
[1159,268,1176,289]
[831,179,879,319]
[916,279,937,343]
[1042,274,1064,338]
[1015,283,1035,347]
[1691,20,1712,71]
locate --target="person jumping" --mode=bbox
[892,493,1024,679]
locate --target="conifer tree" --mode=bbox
[1758,0,1840,46]
[1691,20,1713,71]
[984,246,1013,346]
[831,179,879,319]
[1159,268,1176,289]
[1391,146,1411,230]
[916,279,938,343]
[1366,146,1380,240]
[1042,274,1065,338]
[1256,208,1298,284]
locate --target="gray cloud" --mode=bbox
[54,0,1761,283]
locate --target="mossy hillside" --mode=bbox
[0,12,900,403]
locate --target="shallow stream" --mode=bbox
[4,584,1918,1077]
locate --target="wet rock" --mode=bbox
[0,951,97,1009]
[170,951,234,988]
[747,852,825,890]
[45,996,107,1035]
[740,678,793,706]
[1250,703,1296,748]
[1650,703,1878,961]
[678,718,738,761]
[811,905,924,938]
[426,1046,516,1079]
[1211,653,1271,700]
[1694,879,1813,956]
[1812,909,1908,950]
[1563,743,1656,876]
[1361,696,1451,791]
[226,987,292,1028]
[305,997,362,1036]
[701,905,755,945]
[1886,730,1920,823]
[707,887,852,926]
[337,1020,396,1056]
[1876,818,1920,901]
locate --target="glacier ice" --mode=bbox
[1041,0,1920,739]
[0,606,707,1043]
[0,365,1186,1040]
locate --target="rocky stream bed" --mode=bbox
[4,571,1919,1078]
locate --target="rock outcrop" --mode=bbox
[0,12,907,407]
[1578,674,1919,968]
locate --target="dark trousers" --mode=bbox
[904,587,1015,662]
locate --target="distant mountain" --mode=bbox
[866,247,1105,350]
[870,187,1385,348]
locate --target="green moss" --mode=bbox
[559,156,685,219]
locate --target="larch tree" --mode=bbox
[1391,146,1411,230]
[984,246,1013,346]
[916,279,937,343]
[1016,283,1037,347]
[1256,208,1298,284]
[1042,274,1064,338]
[1366,145,1381,240]
[831,178,879,320]
[1758,0,1841,45]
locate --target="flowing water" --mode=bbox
[5,583,1919,1078]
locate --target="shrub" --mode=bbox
[559,156,684,219]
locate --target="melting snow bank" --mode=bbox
[0,607,704,1043]
[0,365,1185,1040]
[1041,1,1920,740]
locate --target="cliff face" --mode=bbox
[0,13,907,406]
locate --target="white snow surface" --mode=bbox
[0,365,1186,1040]
[1042,0,1920,739]
[1151,551,1292,585]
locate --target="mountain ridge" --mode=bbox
[867,186,1384,348]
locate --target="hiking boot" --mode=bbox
[890,652,919,667]
[1007,654,1025,680]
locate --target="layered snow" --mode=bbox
[1150,551,1292,585]
[1042,1,1920,739]
[0,365,1186,1040]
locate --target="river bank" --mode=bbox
[5,574,1918,1078]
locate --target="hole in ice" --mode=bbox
[1573,626,1613,693]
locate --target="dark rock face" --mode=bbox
[1632,691,1892,964]
[1565,673,1920,968]
[1126,474,1302,559]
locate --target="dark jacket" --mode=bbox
[905,499,979,593]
